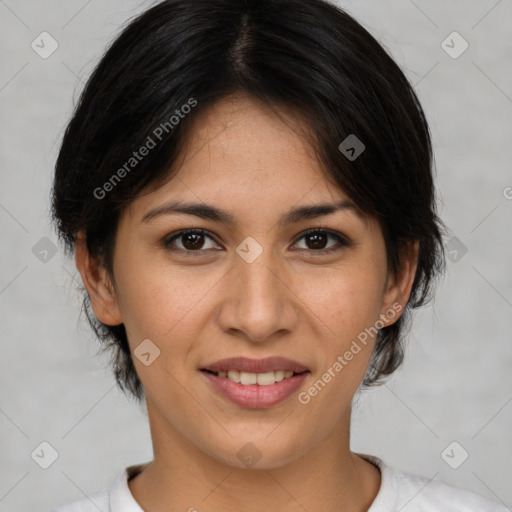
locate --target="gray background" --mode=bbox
[1,0,511,511]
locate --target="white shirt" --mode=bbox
[51,455,508,511]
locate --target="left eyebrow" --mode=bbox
[140,199,361,226]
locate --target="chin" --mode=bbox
[202,432,309,470]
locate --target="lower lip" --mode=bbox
[200,371,309,409]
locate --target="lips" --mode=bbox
[201,356,309,374]
[201,370,309,408]
[200,357,310,408]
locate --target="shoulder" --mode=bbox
[51,463,149,512]
[51,487,110,512]
[392,470,508,511]
[361,454,509,512]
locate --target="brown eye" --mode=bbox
[305,232,329,250]
[180,232,206,250]
[164,229,219,254]
[293,229,350,254]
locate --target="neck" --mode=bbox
[128,401,381,512]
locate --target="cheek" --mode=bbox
[295,272,383,425]
[112,265,207,399]
[297,264,384,395]
[113,250,203,337]
[303,264,384,340]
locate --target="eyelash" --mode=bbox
[162,228,351,257]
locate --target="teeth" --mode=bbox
[257,372,276,385]
[240,372,257,385]
[215,369,298,385]
[227,370,240,383]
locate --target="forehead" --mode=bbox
[124,93,366,227]
[179,93,322,180]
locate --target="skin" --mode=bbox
[76,93,418,512]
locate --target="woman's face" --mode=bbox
[84,94,413,469]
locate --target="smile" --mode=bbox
[200,370,310,408]
[204,369,298,385]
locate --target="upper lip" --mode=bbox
[201,357,309,374]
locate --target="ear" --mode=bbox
[379,240,419,327]
[75,233,123,326]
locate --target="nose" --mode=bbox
[215,247,299,343]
